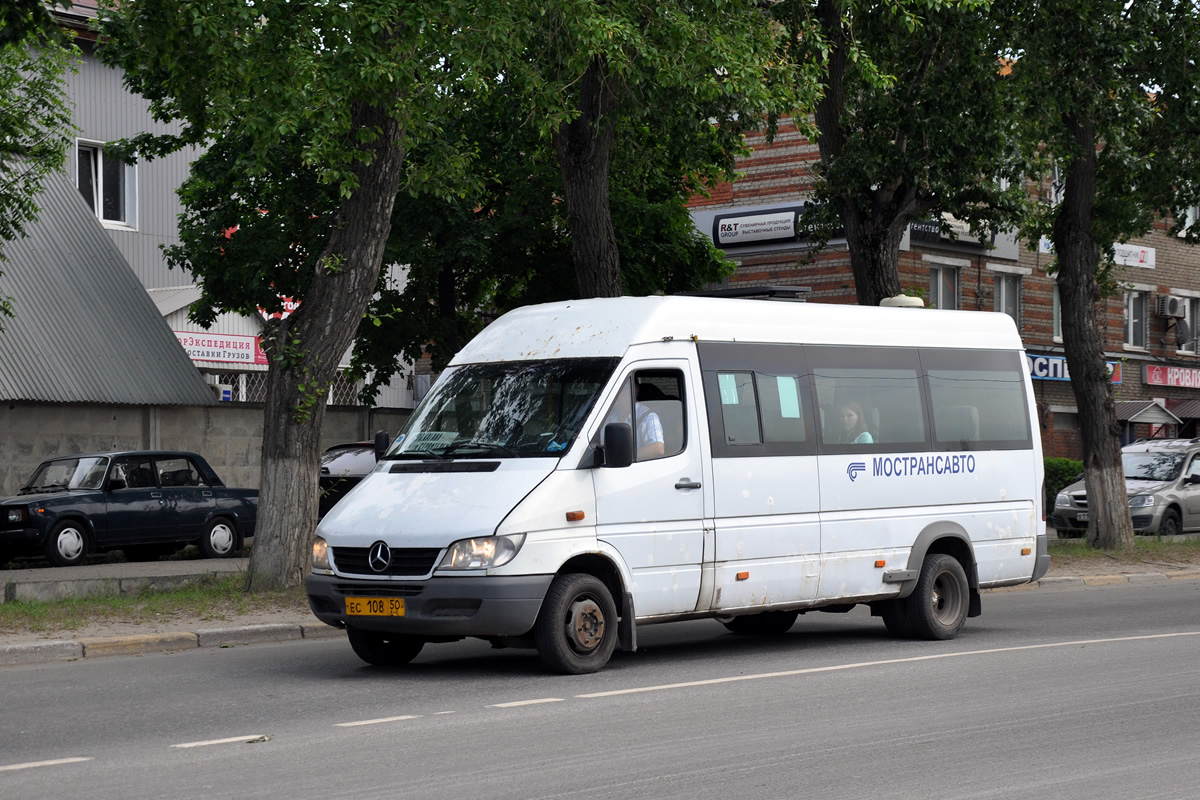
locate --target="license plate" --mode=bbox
[1076,512,1088,522]
[345,597,406,617]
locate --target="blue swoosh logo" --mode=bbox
[847,462,866,482]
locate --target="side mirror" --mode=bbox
[1186,474,1200,485]
[108,478,126,491]
[373,430,390,460]
[600,423,633,469]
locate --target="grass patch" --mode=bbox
[0,575,309,635]
[1048,537,1200,571]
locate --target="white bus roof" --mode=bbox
[451,296,1024,364]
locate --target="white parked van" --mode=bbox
[307,295,1049,673]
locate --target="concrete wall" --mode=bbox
[0,403,410,496]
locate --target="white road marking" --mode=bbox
[577,631,1200,698]
[489,698,564,708]
[334,715,420,728]
[171,734,268,749]
[0,757,92,772]
[434,711,456,715]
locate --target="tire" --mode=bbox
[346,628,425,666]
[1159,508,1181,537]
[901,553,970,640]
[534,573,619,674]
[879,601,915,638]
[198,517,239,559]
[44,520,89,567]
[722,610,799,636]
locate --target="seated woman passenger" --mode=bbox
[838,402,874,444]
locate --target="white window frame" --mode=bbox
[1052,284,1062,342]
[1124,290,1148,350]
[1181,204,1199,238]
[929,265,959,311]
[993,272,1021,325]
[1049,165,1064,206]
[76,139,137,229]
[1176,294,1200,354]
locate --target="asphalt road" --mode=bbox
[3,580,1200,799]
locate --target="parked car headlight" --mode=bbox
[438,534,526,570]
[4,507,27,526]
[1055,493,1070,508]
[312,536,331,570]
[1128,495,1155,508]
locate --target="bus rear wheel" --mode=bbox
[902,553,969,640]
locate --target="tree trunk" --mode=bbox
[553,56,623,298]
[247,101,407,590]
[813,0,914,307]
[1053,115,1133,551]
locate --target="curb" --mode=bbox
[0,621,345,667]
[5,569,1200,667]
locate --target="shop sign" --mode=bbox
[1144,364,1200,388]
[1027,354,1121,383]
[711,206,802,247]
[909,214,984,248]
[1114,243,1155,268]
[174,331,268,365]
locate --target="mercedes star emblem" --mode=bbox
[367,541,391,573]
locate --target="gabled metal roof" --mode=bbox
[0,169,215,406]
[1115,400,1182,425]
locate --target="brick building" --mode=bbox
[688,120,1200,460]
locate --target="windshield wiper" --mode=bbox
[441,441,517,458]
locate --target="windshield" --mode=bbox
[388,358,620,459]
[1122,452,1184,482]
[22,457,110,493]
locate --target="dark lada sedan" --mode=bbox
[0,451,258,566]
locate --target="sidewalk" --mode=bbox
[3,558,1200,667]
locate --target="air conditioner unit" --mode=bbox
[1156,295,1186,318]
[212,383,233,402]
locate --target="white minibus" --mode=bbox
[307,295,1049,673]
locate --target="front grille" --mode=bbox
[1131,514,1153,530]
[331,583,425,598]
[1072,494,1088,509]
[331,547,441,577]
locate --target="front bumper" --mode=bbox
[1053,506,1163,533]
[305,572,554,638]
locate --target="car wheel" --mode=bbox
[346,628,425,666]
[901,553,969,640]
[199,517,239,558]
[1159,508,1181,537]
[44,520,89,567]
[722,610,799,636]
[534,573,619,674]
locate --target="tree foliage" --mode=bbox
[1008,0,1200,549]
[777,0,1024,305]
[0,7,77,326]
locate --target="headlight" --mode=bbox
[312,536,330,570]
[5,507,27,525]
[438,534,526,570]
[1055,493,1070,507]
[1128,495,1155,508]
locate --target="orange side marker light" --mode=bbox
[735,571,749,581]
[1021,547,1032,556]
[566,511,585,522]
[874,560,886,568]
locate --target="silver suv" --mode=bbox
[1052,439,1200,537]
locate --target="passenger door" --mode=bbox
[592,359,708,618]
[154,456,215,540]
[1180,455,1200,528]
[103,456,166,546]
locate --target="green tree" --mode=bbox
[1010,0,1200,550]
[776,0,1024,306]
[514,0,806,296]
[97,0,527,589]
[0,11,77,324]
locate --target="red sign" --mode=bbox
[1144,364,1200,388]
[258,296,300,321]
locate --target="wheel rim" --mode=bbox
[56,526,85,561]
[930,570,965,625]
[209,523,234,555]
[565,594,607,654]
[1163,514,1179,536]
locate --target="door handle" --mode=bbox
[151,492,162,498]
[675,478,702,490]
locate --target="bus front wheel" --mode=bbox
[534,573,618,674]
